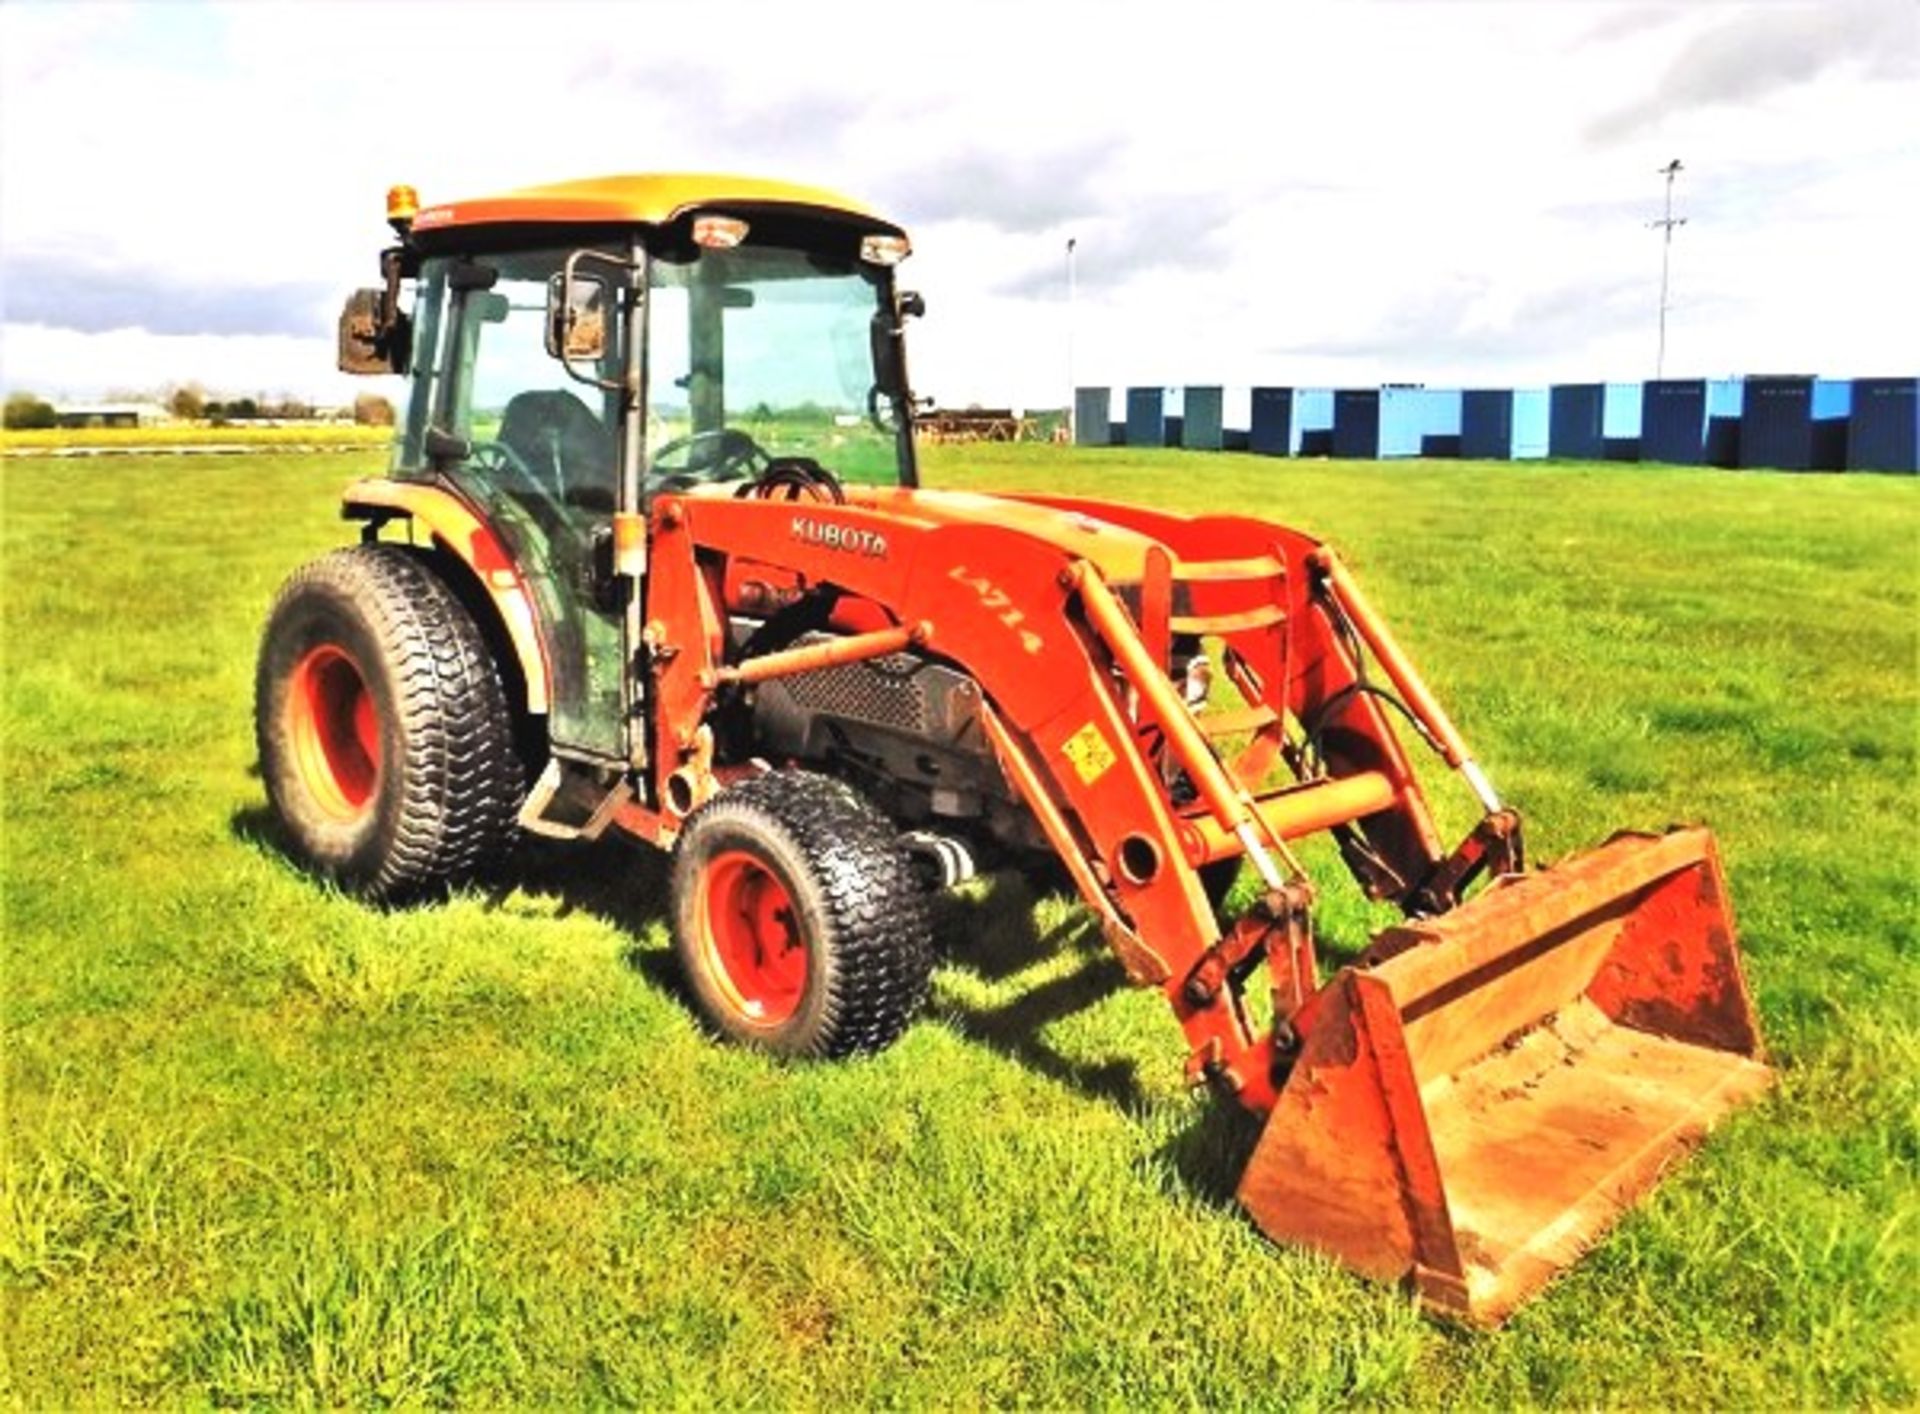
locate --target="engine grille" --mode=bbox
[778,652,931,735]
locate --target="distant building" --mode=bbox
[53,402,171,429]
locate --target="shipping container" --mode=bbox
[1460,389,1513,459]
[1333,388,1381,458]
[1073,387,1111,447]
[1549,384,1605,459]
[1380,387,1463,458]
[1250,387,1293,457]
[1125,386,1166,449]
[1602,382,1642,461]
[1642,380,1706,464]
[1293,389,1336,456]
[1182,386,1224,451]
[1811,379,1850,471]
[1704,379,1743,466]
[1741,376,1814,470]
[1512,389,1551,459]
[1847,377,1918,472]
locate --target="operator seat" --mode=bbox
[496,389,615,515]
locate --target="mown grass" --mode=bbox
[2,446,1915,1407]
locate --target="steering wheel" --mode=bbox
[649,428,771,488]
[466,438,540,486]
[734,457,846,504]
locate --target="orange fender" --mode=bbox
[342,478,551,714]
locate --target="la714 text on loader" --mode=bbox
[259,173,1770,1322]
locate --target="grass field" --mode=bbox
[3,445,1915,1407]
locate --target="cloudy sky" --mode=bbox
[2,0,1914,410]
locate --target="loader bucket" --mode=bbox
[1237,827,1770,1324]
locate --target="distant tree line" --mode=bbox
[4,387,395,428]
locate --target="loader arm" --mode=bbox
[645,486,1769,1322]
[644,489,1473,1111]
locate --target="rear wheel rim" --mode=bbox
[700,850,808,1025]
[286,644,381,821]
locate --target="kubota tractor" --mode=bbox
[259,173,1769,1322]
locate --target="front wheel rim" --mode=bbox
[286,643,381,821]
[699,850,808,1025]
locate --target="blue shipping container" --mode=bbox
[1074,387,1111,447]
[1741,376,1814,470]
[1250,387,1292,457]
[1460,389,1513,459]
[1847,377,1918,472]
[1292,390,1335,456]
[1125,387,1165,449]
[1183,386,1224,451]
[1549,384,1605,459]
[1333,389,1381,458]
[1642,380,1706,464]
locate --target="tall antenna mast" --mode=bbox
[1065,237,1078,442]
[1652,159,1687,379]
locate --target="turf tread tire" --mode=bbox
[255,544,524,903]
[670,771,933,1058]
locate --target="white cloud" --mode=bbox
[1,0,1914,406]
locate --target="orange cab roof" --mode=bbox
[408,172,901,236]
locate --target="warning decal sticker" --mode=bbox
[1061,721,1116,786]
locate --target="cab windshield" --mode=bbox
[645,244,905,489]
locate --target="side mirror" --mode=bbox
[546,248,635,393]
[338,289,409,375]
[545,271,608,361]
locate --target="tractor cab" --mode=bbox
[339,175,922,764]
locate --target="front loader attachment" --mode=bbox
[1237,826,1770,1324]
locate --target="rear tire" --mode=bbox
[670,771,933,1057]
[255,544,524,902]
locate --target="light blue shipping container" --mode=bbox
[1812,378,1851,470]
[1812,379,1852,418]
[1291,389,1335,455]
[1704,378,1744,466]
[1602,383,1643,439]
[1512,389,1550,459]
[1379,387,1463,458]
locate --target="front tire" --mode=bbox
[670,771,933,1057]
[255,544,524,902]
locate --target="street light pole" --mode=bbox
[1652,159,1687,379]
[1065,236,1078,443]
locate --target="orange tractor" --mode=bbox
[261,174,1769,1322]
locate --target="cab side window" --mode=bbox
[460,256,620,524]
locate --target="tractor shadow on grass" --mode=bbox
[234,803,1251,1211]
[923,873,1153,1112]
[925,869,1276,1213]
